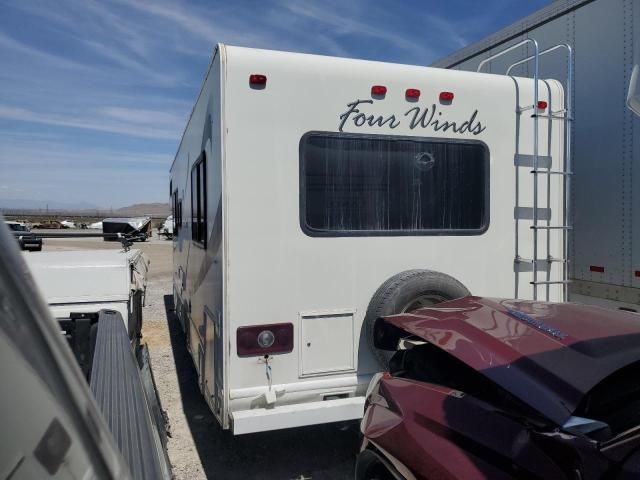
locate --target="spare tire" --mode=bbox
[365,269,470,368]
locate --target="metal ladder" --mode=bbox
[477,39,574,301]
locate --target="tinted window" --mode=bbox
[191,153,207,247]
[300,133,489,236]
[172,190,181,234]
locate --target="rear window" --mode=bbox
[299,132,489,236]
[7,223,27,232]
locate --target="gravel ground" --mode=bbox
[42,232,360,480]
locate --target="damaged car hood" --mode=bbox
[383,297,640,426]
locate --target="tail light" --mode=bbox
[249,74,267,87]
[237,323,293,357]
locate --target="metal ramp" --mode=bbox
[477,39,574,301]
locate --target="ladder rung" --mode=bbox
[514,258,549,273]
[517,105,535,113]
[530,280,571,285]
[548,257,568,263]
[531,170,573,175]
[530,225,572,230]
[517,257,567,264]
[514,207,551,221]
[514,154,552,169]
[531,113,573,120]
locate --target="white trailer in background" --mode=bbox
[434,0,640,312]
[170,44,567,434]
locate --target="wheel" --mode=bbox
[356,449,398,480]
[364,269,470,368]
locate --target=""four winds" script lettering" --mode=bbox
[338,99,486,136]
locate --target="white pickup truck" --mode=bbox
[1,228,171,479]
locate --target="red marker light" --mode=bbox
[406,88,420,98]
[371,85,387,95]
[635,270,640,277]
[439,91,454,102]
[537,100,548,109]
[590,265,605,273]
[249,74,267,85]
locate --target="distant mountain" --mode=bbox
[0,199,170,217]
[0,198,100,210]
[114,203,170,217]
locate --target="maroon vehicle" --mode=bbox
[357,296,640,480]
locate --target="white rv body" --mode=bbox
[170,44,566,434]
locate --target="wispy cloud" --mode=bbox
[280,1,427,56]
[0,105,183,140]
[0,0,547,208]
[0,31,90,71]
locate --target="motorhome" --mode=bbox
[170,43,568,434]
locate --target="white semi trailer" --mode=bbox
[434,0,640,312]
[170,43,568,434]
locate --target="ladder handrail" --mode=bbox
[478,39,541,299]
[476,38,540,75]
[506,44,571,76]
[504,43,574,301]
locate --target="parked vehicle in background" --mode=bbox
[160,215,173,239]
[6,220,42,251]
[33,220,63,229]
[60,220,76,229]
[88,220,103,230]
[358,296,640,480]
[102,217,151,242]
[434,0,640,313]
[171,43,567,434]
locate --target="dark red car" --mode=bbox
[357,296,640,480]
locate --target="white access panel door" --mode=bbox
[299,310,355,377]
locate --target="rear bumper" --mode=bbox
[16,236,42,250]
[231,396,365,434]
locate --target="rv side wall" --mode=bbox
[170,48,226,425]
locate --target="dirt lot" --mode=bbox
[41,232,359,480]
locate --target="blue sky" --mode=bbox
[0,0,549,209]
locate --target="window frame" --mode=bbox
[172,189,181,234]
[190,152,207,248]
[298,131,490,238]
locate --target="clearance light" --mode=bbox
[537,100,548,109]
[249,74,267,86]
[237,323,293,357]
[439,91,454,102]
[371,85,387,95]
[635,271,640,277]
[405,88,420,99]
[590,265,605,273]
